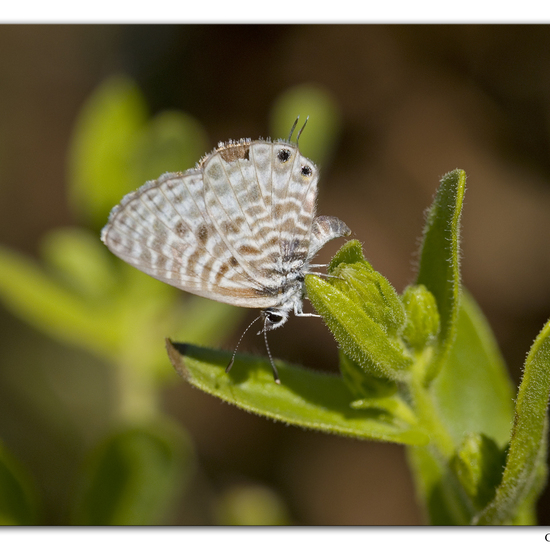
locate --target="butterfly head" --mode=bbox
[262,308,289,332]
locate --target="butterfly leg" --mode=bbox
[294,302,321,318]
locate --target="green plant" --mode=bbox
[168,169,550,525]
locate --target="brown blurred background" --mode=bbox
[1,24,550,525]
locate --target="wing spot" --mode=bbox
[175,221,187,238]
[197,223,209,244]
[277,148,291,163]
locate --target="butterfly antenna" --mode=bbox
[296,115,309,145]
[261,317,281,384]
[287,116,300,142]
[226,314,262,374]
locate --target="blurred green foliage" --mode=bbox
[214,484,291,526]
[0,76,341,524]
[0,442,39,525]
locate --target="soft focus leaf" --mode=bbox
[0,245,120,356]
[68,75,148,227]
[41,227,119,299]
[73,422,194,525]
[130,110,208,183]
[215,484,290,526]
[0,442,39,525]
[167,341,428,446]
[450,433,506,510]
[406,444,472,525]
[270,84,342,164]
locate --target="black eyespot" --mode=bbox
[277,149,291,163]
[301,165,312,177]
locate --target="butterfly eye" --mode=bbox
[277,149,291,163]
[301,165,312,177]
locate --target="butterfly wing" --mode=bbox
[201,140,318,286]
[100,169,279,308]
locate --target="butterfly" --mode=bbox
[101,118,350,382]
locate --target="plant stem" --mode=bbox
[407,348,477,523]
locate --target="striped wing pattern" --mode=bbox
[101,139,322,309]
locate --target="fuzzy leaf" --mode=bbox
[167,341,428,446]
[401,285,440,351]
[416,169,466,383]
[305,243,413,382]
[450,433,507,510]
[474,315,550,525]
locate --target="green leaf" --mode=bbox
[401,285,440,352]
[416,169,466,383]
[0,245,120,356]
[432,290,515,448]
[328,238,369,270]
[167,341,428,446]
[130,110,208,184]
[407,444,472,525]
[72,421,194,525]
[450,433,507,510]
[0,442,39,525]
[40,227,119,299]
[68,75,148,227]
[339,351,398,399]
[474,315,550,525]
